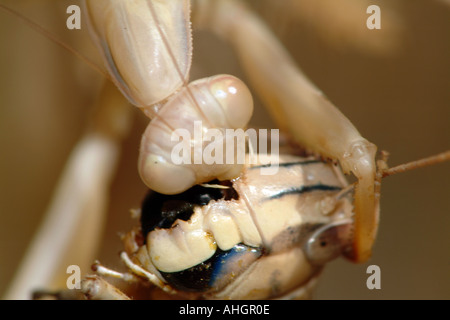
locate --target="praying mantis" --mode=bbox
[0,0,449,299]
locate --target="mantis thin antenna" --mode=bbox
[0,4,109,80]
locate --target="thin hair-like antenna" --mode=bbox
[337,150,450,196]
[382,150,450,178]
[0,4,110,80]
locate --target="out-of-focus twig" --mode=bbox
[4,81,131,300]
[258,0,404,55]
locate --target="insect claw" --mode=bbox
[81,275,130,300]
[91,261,99,271]
[119,252,176,294]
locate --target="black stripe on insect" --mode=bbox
[267,184,342,201]
[249,160,323,170]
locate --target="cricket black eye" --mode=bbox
[140,181,238,243]
[160,244,261,292]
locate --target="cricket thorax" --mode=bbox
[133,154,354,299]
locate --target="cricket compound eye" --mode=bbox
[159,244,262,292]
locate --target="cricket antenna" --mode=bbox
[381,150,450,178]
[336,149,450,198]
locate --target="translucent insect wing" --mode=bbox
[83,0,192,109]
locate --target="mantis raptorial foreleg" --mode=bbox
[194,0,379,262]
[83,0,255,195]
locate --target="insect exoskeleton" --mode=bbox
[138,74,254,195]
[123,153,353,300]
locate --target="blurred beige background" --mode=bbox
[0,0,449,299]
